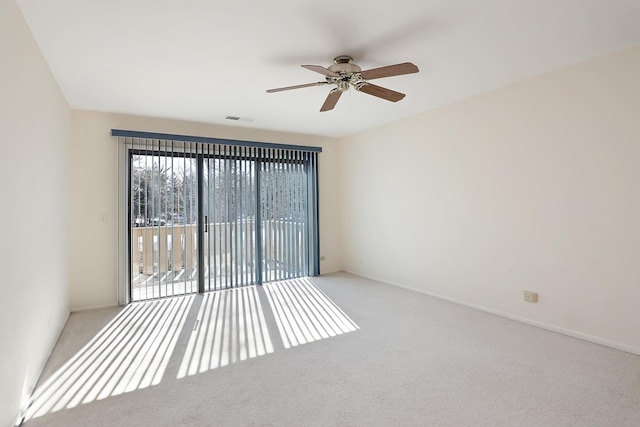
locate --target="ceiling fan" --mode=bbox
[266,55,419,112]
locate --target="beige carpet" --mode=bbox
[22,273,640,426]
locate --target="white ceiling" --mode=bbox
[17,0,640,138]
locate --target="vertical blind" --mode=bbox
[115,130,320,302]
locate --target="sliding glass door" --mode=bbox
[121,134,320,302]
[260,149,311,282]
[202,145,258,291]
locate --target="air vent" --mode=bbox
[225,115,254,122]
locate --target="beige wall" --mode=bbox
[0,1,71,425]
[339,45,640,354]
[69,110,342,310]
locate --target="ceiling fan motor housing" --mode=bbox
[328,55,362,74]
[327,55,363,91]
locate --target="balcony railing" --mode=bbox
[130,219,307,300]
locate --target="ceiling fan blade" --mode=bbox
[357,83,406,102]
[320,89,342,112]
[301,64,341,78]
[359,62,419,80]
[266,82,328,93]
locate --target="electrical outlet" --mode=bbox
[320,256,325,261]
[523,291,538,303]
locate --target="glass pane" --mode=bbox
[130,150,198,301]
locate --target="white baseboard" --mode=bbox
[71,302,119,312]
[320,269,342,275]
[343,270,640,356]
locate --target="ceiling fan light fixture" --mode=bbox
[336,80,350,92]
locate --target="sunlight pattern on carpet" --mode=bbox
[24,295,194,420]
[264,278,359,349]
[177,286,273,378]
